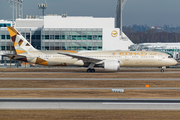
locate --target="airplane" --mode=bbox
[5,26,177,72]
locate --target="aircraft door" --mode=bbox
[38,54,48,60]
[125,56,129,61]
[158,54,163,61]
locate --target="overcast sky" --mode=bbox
[1,0,180,26]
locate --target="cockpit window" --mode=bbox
[168,56,172,58]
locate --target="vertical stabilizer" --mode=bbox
[7,27,38,55]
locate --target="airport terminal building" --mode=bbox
[130,43,180,60]
[0,15,133,52]
[0,15,133,66]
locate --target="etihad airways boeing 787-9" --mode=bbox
[5,27,177,72]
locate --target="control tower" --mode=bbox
[116,0,127,36]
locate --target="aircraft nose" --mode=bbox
[175,60,178,65]
[171,59,178,65]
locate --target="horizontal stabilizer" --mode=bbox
[4,54,27,62]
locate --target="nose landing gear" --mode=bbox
[161,69,164,73]
[161,66,166,73]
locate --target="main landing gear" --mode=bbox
[161,69,164,73]
[86,63,96,73]
[87,68,96,73]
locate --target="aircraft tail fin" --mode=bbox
[7,26,38,55]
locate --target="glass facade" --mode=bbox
[0,28,42,51]
[0,28,14,51]
[17,28,41,50]
[0,28,103,52]
[0,23,11,28]
[41,28,103,51]
[129,44,180,60]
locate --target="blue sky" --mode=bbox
[1,0,180,26]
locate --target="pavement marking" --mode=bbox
[0,102,180,110]
[1,98,180,110]
[0,78,180,81]
[102,103,180,105]
[1,71,180,74]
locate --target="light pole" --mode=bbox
[15,0,17,20]
[8,0,15,27]
[21,0,23,19]
[18,0,21,18]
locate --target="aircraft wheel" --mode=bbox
[87,68,91,73]
[87,68,95,73]
[161,69,164,73]
[92,69,95,73]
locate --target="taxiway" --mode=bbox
[0,98,180,110]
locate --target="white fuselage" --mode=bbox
[24,50,177,68]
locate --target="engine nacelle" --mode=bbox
[103,60,120,71]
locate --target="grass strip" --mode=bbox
[0,90,180,98]
[0,80,180,88]
[1,73,180,78]
[0,110,179,120]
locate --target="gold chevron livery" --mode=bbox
[6,27,177,72]
[7,27,37,55]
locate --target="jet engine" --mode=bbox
[103,60,120,71]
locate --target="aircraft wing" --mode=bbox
[58,52,103,63]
